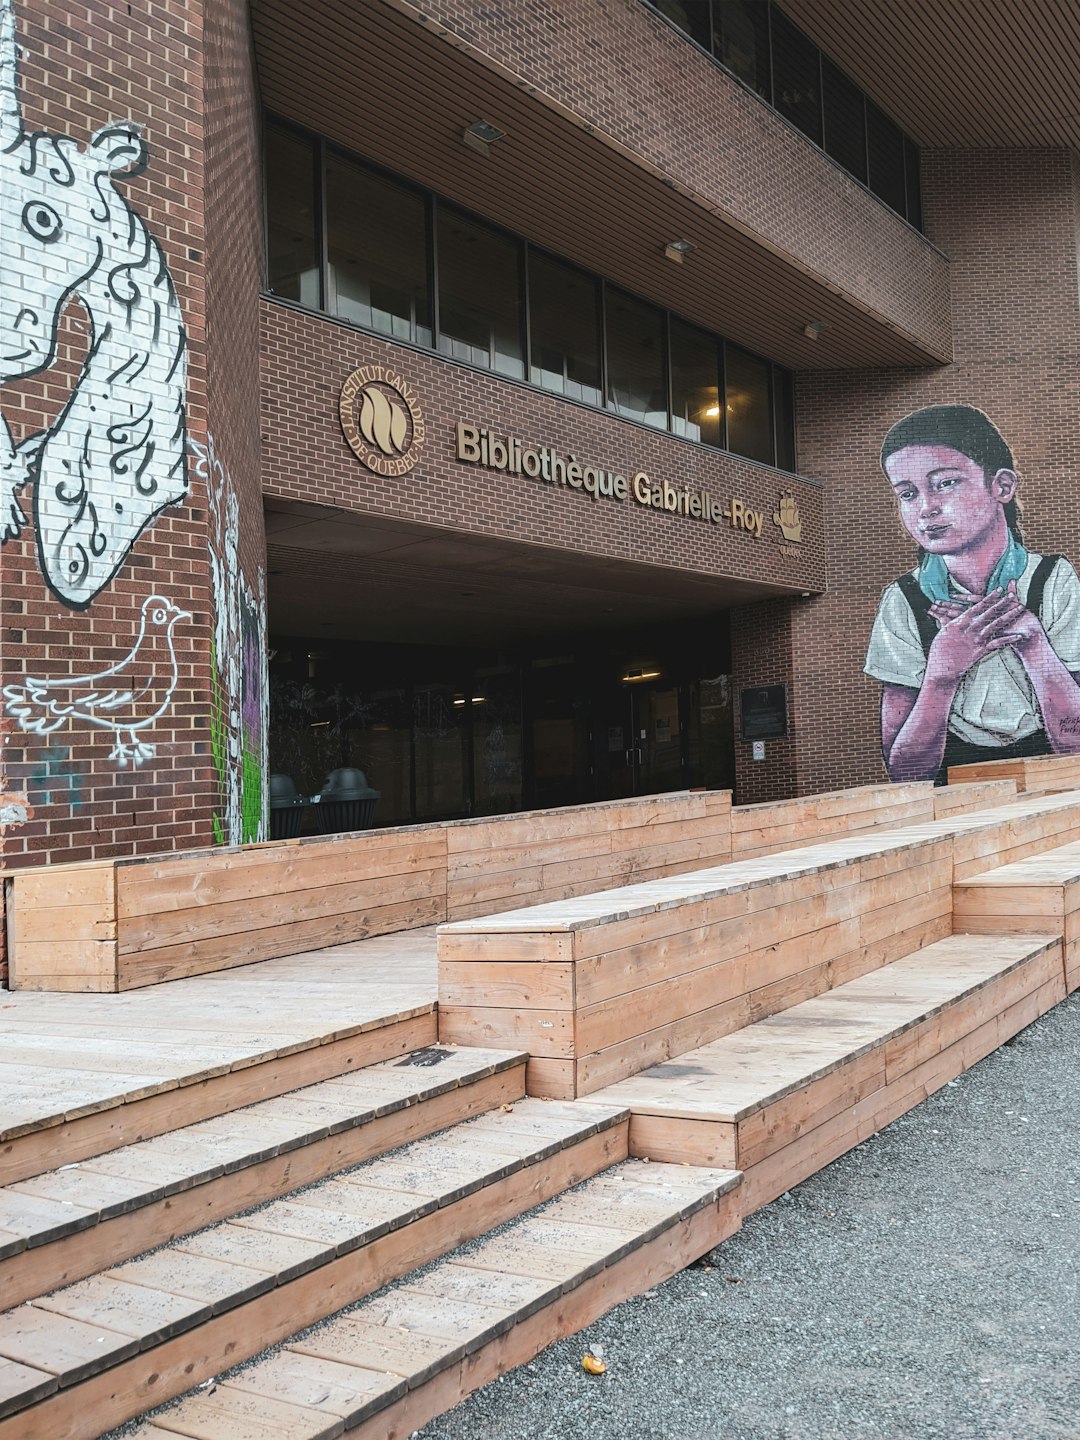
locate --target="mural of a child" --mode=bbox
[865,404,1080,782]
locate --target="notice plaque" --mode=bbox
[741,685,787,740]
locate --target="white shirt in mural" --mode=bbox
[864,553,1080,747]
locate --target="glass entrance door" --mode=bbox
[596,681,686,798]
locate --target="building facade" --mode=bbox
[1,0,1079,873]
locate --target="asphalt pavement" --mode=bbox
[418,991,1080,1440]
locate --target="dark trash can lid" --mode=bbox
[322,767,381,800]
[269,773,299,806]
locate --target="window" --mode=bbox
[655,0,712,50]
[715,1,771,99]
[605,289,667,430]
[867,101,906,217]
[772,366,796,474]
[769,6,821,147]
[670,318,723,447]
[649,2,923,229]
[528,251,602,406]
[821,55,866,185]
[265,122,319,307]
[437,207,524,378]
[725,343,773,464]
[325,156,431,345]
[262,118,798,473]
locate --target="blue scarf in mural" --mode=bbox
[918,532,1028,604]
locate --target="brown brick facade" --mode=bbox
[261,302,825,598]
[787,149,1080,797]
[380,0,951,363]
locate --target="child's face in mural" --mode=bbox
[885,444,1016,557]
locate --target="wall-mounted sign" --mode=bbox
[741,684,788,740]
[455,422,773,539]
[340,366,425,476]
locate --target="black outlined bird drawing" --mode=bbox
[3,594,191,766]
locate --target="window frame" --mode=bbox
[262,110,799,475]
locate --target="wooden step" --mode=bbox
[0,1045,526,1309]
[590,933,1065,1215]
[954,839,1080,993]
[0,998,438,1190]
[0,1100,631,1438]
[118,1159,742,1440]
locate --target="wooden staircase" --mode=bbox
[2,787,1079,1438]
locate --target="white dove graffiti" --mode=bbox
[0,0,189,609]
[3,594,190,766]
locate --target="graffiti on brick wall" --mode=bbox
[0,0,192,778]
[193,436,267,844]
[865,404,1080,782]
[0,0,188,610]
[3,593,190,766]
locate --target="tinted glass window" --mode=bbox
[437,207,523,378]
[716,0,771,98]
[770,6,821,145]
[725,343,773,464]
[605,289,667,430]
[670,318,722,447]
[904,135,923,230]
[655,0,713,50]
[325,156,431,345]
[528,251,602,406]
[773,367,796,473]
[867,101,906,216]
[265,122,320,307]
[821,55,866,184]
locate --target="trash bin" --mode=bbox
[268,773,305,840]
[316,767,381,834]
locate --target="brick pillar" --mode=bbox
[0,0,266,894]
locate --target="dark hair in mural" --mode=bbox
[880,404,1023,545]
[865,403,1080,785]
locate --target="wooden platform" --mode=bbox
[591,932,1064,1213]
[0,930,438,1186]
[955,839,1080,993]
[4,782,1080,1440]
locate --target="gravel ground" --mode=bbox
[418,991,1080,1440]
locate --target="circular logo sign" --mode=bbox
[339,366,425,476]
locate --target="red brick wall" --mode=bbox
[787,148,1080,797]
[383,0,950,362]
[0,0,218,909]
[261,302,826,597]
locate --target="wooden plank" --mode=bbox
[0,1014,436,1188]
[437,961,575,1010]
[0,1359,56,1423]
[0,1125,625,1440]
[148,1384,344,1439]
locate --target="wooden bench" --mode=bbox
[5,791,732,992]
[948,752,1080,793]
[437,789,1080,1099]
[729,781,935,859]
[954,839,1080,994]
[592,932,1064,1213]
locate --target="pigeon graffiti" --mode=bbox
[194,436,268,844]
[0,0,188,610]
[3,594,190,767]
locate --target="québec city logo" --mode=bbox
[773,492,802,543]
[340,366,425,477]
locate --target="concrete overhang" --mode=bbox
[250,0,953,371]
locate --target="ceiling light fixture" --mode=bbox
[462,119,506,155]
[622,668,662,683]
[803,320,826,340]
[664,238,696,264]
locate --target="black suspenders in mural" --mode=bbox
[897,555,1062,661]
